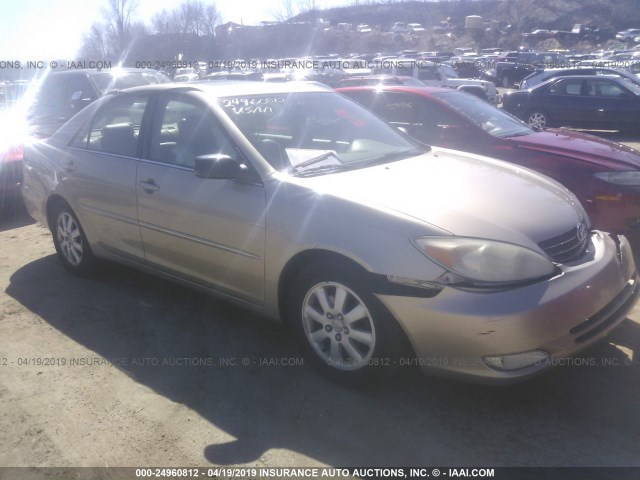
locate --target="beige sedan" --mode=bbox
[22,81,638,383]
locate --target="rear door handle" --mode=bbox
[63,160,75,172]
[138,179,160,194]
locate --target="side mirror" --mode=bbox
[194,154,248,180]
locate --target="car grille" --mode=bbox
[569,278,639,344]
[538,222,589,263]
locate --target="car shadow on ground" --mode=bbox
[5,256,640,467]
[0,200,33,233]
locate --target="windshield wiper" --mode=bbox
[291,151,343,172]
[290,148,426,177]
[291,163,351,177]
[356,148,426,167]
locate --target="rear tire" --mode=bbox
[51,201,96,275]
[287,260,411,384]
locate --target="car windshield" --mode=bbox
[218,91,425,175]
[91,71,169,94]
[433,91,533,138]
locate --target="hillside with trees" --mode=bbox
[78,0,640,65]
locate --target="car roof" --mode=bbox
[339,74,416,81]
[535,67,623,74]
[526,67,629,80]
[534,74,635,88]
[541,74,628,81]
[120,80,333,97]
[336,85,454,95]
[47,68,158,77]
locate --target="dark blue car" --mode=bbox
[502,75,640,133]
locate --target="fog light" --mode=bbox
[484,350,549,371]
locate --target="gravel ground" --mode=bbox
[1,134,640,469]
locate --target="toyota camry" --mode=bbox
[22,81,638,383]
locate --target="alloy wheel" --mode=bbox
[528,111,547,130]
[56,212,83,266]
[301,281,376,371]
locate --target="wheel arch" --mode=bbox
[277,248,419,359]
[277,249,369,325]
[45,194,71,230]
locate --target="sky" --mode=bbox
[0,0,351,59]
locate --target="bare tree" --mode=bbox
[270,0,296,21]
[79,23,109,59]
[151,0,220,36]
[297,0,317,14]
[152,10,174,35]
[104,0,138,57]
[202,3,220,35]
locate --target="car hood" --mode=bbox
[288,148,587,252]
[508,128,640,170]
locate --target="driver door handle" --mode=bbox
[138,179,160,194]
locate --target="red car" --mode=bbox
[0,144,23,207]
[0,110,26,214]
[338,85,640,234]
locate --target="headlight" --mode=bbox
[593,171,640,185]
[412,236,556,286]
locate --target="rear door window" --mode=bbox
[77,94,150,157]
[586,79,631,97]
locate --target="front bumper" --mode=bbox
[377,231,638,381]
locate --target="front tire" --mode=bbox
[51,201,96,275]
[287,261,410,384]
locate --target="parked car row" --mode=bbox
[371,60,499,103]
[176,55,501,102]
[616,28,640,43]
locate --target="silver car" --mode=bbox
[22,81,638,383]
